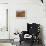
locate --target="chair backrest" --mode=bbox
[27,23,40,35]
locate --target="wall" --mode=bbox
[0,0,8,3]
[9,0,46,45]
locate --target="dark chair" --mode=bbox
[19,23,40,46]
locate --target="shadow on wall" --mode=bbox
[40,25,45,46]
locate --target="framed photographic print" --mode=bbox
[16,11,25,17]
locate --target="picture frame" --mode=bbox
[16,11,25,17]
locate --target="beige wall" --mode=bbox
[9,0,46,46]
[9,0,45,37]
[0,0,8,3]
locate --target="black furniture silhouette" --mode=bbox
[19,23,40,46]
[41,0,43,3]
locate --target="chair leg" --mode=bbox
[20,41,21,45]
[30,39,34,46]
